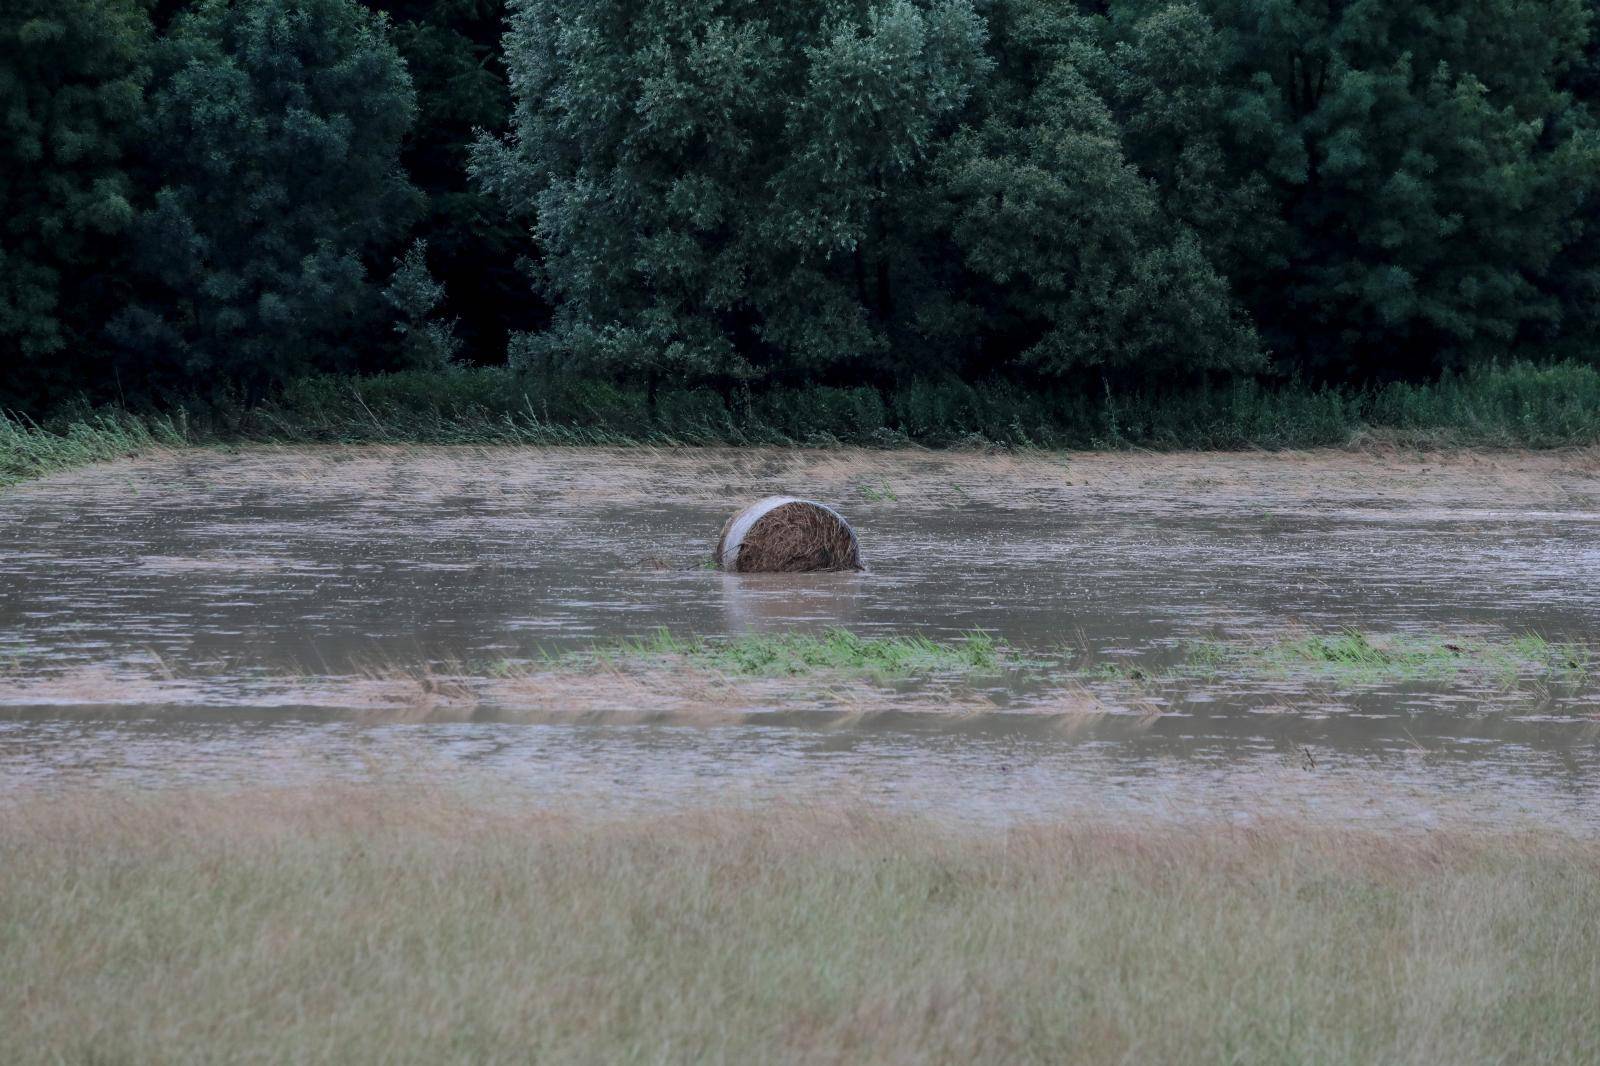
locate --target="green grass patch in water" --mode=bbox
[570,628,1004,679]
[1182,629,1590,687]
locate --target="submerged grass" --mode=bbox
[1077,630,1594,700]
[1,787,1596,1064]
[1175,629,1591,687]
[7,627,1586,718]
[575,627,1004,679]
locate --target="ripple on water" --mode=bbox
[2,446,1599,829]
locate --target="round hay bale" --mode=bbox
[714,497,862,573]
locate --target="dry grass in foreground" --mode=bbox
[1,789,1597,1065]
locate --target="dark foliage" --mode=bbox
[1,0,151,409]
[110,0,420,402]
[4,0,1599,419]
[365,1,542,361]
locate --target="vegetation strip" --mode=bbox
[9,360,1600,492]
[6,627,1588,712]
[11,1,1600,432]
[562,628,1004,679]
[3,789,1596,1064]
[1087,630,1593,690]
[0,412,187,490]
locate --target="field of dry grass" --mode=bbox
[2,787,1596,1064]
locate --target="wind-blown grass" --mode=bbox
[255,359,1600,450]
[1,787,1596,1064]
[9,361,1600,490]
[0,410,187,489]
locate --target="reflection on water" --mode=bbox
[2,446,1598,828]
[721,571,869,633]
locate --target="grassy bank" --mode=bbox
[1,788,1595,1064]
[0,411,187,489]
[7,360,1600,491]
[263,359,1600,450]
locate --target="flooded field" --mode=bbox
[3,445,1598,829]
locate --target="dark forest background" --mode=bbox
[5,0,1600,433]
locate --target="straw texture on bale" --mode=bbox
[715,497,861,573]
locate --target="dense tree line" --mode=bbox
[3,0,1598,415]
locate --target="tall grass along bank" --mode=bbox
[8,361,1600,489]
[0,411,186,489]
[0,788,1595,1064]
[253,359,1600,450]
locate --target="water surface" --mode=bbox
[3,447,1597,828]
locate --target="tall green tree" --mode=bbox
[473,0,991,397]
[384,238,463,368]
[1539,0,1600,360]
[930,0,1263,382]
[1096,3,1285,291]
[0,0,151,411]
[363,1,536,361]
[1186,0,1600,379]
[112,0,421,399]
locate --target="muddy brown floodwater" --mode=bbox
[2,445,1599,829]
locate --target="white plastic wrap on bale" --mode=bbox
[720,496,798,564]
[716,496,861,573]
